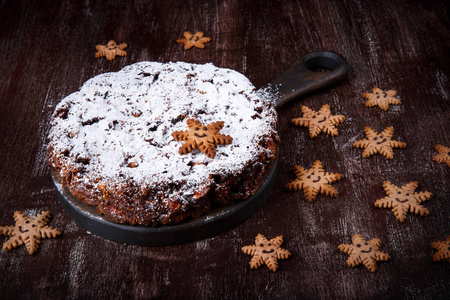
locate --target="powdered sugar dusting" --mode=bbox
[48,61,277,198]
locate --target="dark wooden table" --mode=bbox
[1,0,449,299]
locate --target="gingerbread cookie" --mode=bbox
[0,211,61,254]
[95,40,127,61]
[285,160,343,202]
[242,234,291,272]
[374,181,432,222]
[433,144,450,168]
[353,126,406,159]
[177,31,211,50]
[430,236,450,262]
[362,87,401,111]
[338,233,391,272]
[292,104,346,138]
[171,118,233,159]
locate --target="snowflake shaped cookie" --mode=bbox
[362,87,401,111]
[171,118,232,159]
[433,144,450,168]
[177,31,211,50]
[338,233,391,272]
[292,104,346,138]
[374,181,433,222]
[0,211,61,254]
[285,160,343,202]
[353,126,406,159]
[242,234,291,272]
[95,40,128,61]
[431,236,450,263]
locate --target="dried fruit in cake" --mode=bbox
[172,118,233,159]
[433,144,450,168]
[285,160,343,202]
[242,234,291,272]
[47,61,279,226]
[338,233,391,272]
[95,40,128,61]
[353,126,406,159]
[177,31,211,50]
[430,236,450,263]
[362,87,401,111]
[0,211,61,255]
[374,181,432,222]
[292,104,345,138]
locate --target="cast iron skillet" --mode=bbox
[52,51,349,246]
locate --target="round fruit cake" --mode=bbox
[47,61,279,226]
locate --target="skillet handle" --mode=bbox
[264,51,349,109]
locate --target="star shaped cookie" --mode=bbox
[292,104,346,138]
[353,126,406,159]
[362,87,401,111]
[431,236,450,262]
[0,211,61,254]
[95,40,128,61]
[177,31,211,50]
[242,234,291,272]
[433,144,450,168]
[338,233,391,272]
[285,160,343,202]
[374,181,433,222]
[171,118,232,159]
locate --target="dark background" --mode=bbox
[0,0,449,299]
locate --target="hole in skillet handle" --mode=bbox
[303,52,342,72]
[259,51,349,109]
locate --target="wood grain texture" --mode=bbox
[0,0,449,299]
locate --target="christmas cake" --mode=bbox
[47,61,279,226]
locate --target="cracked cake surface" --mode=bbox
[47,61,279,226]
